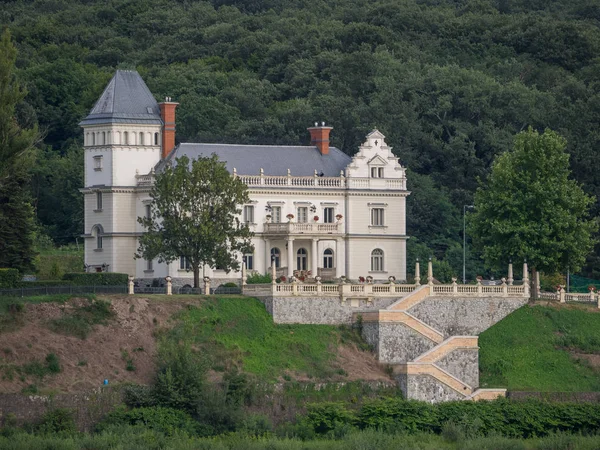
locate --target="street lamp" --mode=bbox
[463,205,474,284]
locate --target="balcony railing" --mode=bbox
[137,172,407,190]
[264,222,340,235]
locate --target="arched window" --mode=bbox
[154,132,159,145]
[297,248,307,271]
[92,224,104,250]
[139,132,144,145]
[371,249,384,272]
[323,249,334,269]
[271,247,280,268]
[123,131,129,145]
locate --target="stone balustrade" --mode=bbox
[264,222,341,235]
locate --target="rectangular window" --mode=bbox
[179,256,191,271]
[371,167,384,178]
[297,207,308,223]
[146,259,153,271]
[244,253,254,270]
[371,208,385,226]
[97,236,103,250]
[93,155,103,171]
[272,206,281,223]
[323,207,334,223]
[96,192,103,211]
[145,204,151,219]
[243,205,254,224]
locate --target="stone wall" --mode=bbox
[265,296,399,324]
[0,388,123,432]
[396,374,466,402]
[377,322,436,364]
[435,348,479,388]
[409,296,528,337]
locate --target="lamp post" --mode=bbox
[463,205,474,284]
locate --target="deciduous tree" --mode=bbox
[469,128,597,296]
[136,155,253,288]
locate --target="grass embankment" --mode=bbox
[166,296,368,381]
[479,304,600,391]
[35,247,84,280]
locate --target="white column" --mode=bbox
[311,239,318,276]
[336,238,344,277]
[287,238,294,277]
[264,238,271,273]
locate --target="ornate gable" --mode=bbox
[344,129,405,180]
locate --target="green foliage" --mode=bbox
[62,272,128,286]
[470,128,597,274]
[21,353,61,379]
[36,246,84,281]
[36,408,76,435]
[97,406,198,436]
[153,341,209,412]
[246,272,272,284]
[221,282,239,288]
[479,305,600,391]
[48,299,114,339]
[0,269,20,288]
[137,155,253,288]
[168,296,357,379]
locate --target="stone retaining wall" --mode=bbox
[409,297,528,337]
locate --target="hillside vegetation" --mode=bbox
[3,0,600,278]
[479,303,600,392]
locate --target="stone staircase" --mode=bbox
[356,284,524,402]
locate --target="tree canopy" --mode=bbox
[469,128,597,277]
[2,0,600,277]
[136,155,253,288]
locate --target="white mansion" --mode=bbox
[81,70,409,285]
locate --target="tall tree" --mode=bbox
[0,29,38,272]
[0,29,38,185]
[469,128,597,296]
[136,155,253,288]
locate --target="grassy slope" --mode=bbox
[479,304,600,392]
[166,296,364,380]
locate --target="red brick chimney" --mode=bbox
[159,98,179,159]
[308,122,333,155]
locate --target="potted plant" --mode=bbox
[336,214,343,221]
[286,213,294,222]
[358,276,365,283]
[366,275,374,284]
[313,215,319,222]
[265,214,272,222]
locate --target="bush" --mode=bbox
[45,353,61,373]
[246,273,272,284]
[62,272,128,286]
[18,280,72,287]
[0,269,20,288]
[97,406,198,436]
[221,282,238,288]
[37,408,76,435]
[48,300,114,339]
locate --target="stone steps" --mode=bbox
[414,336,479,363]
[387,284,430,311]
[360,310,444,344]
[395,362,473,397]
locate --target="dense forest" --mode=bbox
[2,0,600,278]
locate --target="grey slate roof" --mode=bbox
[162,143,352,176]
[79,70,162,126]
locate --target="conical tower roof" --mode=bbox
[80,70,162,126]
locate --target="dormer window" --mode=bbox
[371,167,384,178]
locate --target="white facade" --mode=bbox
[81,72,409,284]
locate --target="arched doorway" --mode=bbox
[323,248,334,269]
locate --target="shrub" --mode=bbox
[221,282,238,288]
[62,272,128,286]
[97,406,198,436]
[37,408,76,435]
[48,300,114,339]
[153,342,208,412]
[45,353,61,373]
[246,272,272,284]
[0,269,20,288]
[19,280,72,287]
[304,402,357,434]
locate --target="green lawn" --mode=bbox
[479,304,600,391]
[166,296,362,380]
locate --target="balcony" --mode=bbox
[263,222,341,236]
